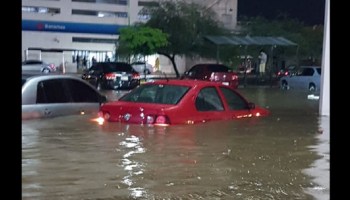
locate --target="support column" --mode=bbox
[319,0,330,116]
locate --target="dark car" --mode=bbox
[96,79,269,126]
[82,62,141,90]
[22,74,107,120]
[182,63,239,89]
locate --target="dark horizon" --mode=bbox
[237,0,326,25]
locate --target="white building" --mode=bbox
[22,0,237,73]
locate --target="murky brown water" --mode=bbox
[22,88,329,200]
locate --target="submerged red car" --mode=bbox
[97,80,270,126]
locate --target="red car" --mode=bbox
[276,65,296,79]
[96,80,270,126]
[182,63,239,89]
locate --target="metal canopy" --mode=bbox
[205,35,297,46]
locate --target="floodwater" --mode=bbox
[22,87,329,200]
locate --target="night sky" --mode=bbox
[237,0,326,25]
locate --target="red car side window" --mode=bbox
[195,87,224,111]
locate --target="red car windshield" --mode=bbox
[120,84,190,105]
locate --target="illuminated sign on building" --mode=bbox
[22,20,126,35]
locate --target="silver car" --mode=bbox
[22,74,107,120]
[22,60,56,73]
[131,61,153,74]
[280,66,321,92]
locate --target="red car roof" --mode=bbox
[144,79,225,87]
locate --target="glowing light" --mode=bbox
[255,112,261,117]
[186,120,194,124]
[155,116,167,124]
[91,117,105,125]
[146,116,154,124]
[154,123,169,127]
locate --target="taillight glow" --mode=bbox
[210,74,219,81]
[154,115,170,126]
[105,73,117,80]
[146,115,169,126]
[156,116,166,123]
[232,75,238,80]
[133,73,141,79]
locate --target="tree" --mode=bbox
[142,1,228,77]
[117,26,168,63]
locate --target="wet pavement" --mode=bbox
[22,87,329,200]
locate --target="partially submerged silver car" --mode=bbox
[280,66,321,92]
[22,74,107,120]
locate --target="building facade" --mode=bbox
[22,0,237,73]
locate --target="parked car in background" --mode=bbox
[131,61,154,74]
[182,63,239,89]
[276,65,297,79]
[238,66,255,74]
[96,79,269,126]
[280,66,321,92]
[238,57,255,74]
[82,62,141,90]
[22,60,56,73]
[22,74,107,120]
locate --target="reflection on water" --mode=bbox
[120,135,147,198]
[304,116,330,200]
[22,88,329,200]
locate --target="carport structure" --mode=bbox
[204,35,298,86]
[204,35,298,64]
[205,35,297,46]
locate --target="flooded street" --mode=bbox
[22,88,329,200]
